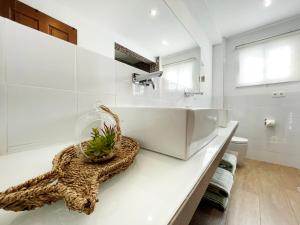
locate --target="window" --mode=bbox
[163,59,195,90]
[237,33,300,86]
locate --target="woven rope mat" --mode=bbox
[0,136,139,215]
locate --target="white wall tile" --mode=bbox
[0,84,7,155]
[77,47,115,94]
[247,149,300,169]
[227,94,300,168]
[7,85,77,151]
[77,92,116,116]
[115,61,148,97]
[115,95,164,107]
[158,78,183,99]
[0,17,4,84]
[78,23,115,59]
[212,43,224,108]
[5,20,76,90]
[277,153,300,169]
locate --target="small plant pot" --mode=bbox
[79,140,119,163]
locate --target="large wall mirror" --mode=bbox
[26,0,201,92]
[108,0,201,92]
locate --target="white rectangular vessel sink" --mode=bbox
[112,106,219,160]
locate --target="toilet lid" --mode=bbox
[231,136,248,144]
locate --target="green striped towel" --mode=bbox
[202,167,233,210]
[219,152,237,174]
[207,167,233,197]
[203,191,229,211]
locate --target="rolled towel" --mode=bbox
[208,167,233,197]
[219,152,237,175]
[203,191,229,211]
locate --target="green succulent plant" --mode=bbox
[84,123,116,158]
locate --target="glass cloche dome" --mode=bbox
[75,105,120,163]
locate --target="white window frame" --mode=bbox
[236,31,300,87]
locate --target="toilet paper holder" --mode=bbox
[264,118,276,127]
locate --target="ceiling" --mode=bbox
[183,0,300,41]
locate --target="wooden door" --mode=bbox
[0,0,12,18]
[13,1,40,30]
[1,0,77,44]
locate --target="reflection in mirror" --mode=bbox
[161,47,201,91]
[115,43,159,73]
[110,0,200,91]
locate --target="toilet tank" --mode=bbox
[111,106,219,160]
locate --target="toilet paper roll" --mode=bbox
[264,119,276,127]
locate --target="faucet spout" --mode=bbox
[149,79,155,89]
[132,71,162,90]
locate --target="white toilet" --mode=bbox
[227,136,248,166]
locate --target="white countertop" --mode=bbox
[0,121,238,225]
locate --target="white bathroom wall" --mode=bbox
[0,16,4,83]
[77,48,115,95]
[3,20,78,152]
[0,84,6,155]
[212,42,225,109]
[223,15,300,168]
[7,86,77,152]
[0,19,117,153]
[0,18,208,154]
[5,21,76,90]
[0,17,6,155]
[76,47,116,116]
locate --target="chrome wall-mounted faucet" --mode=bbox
[132,71,163,90]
